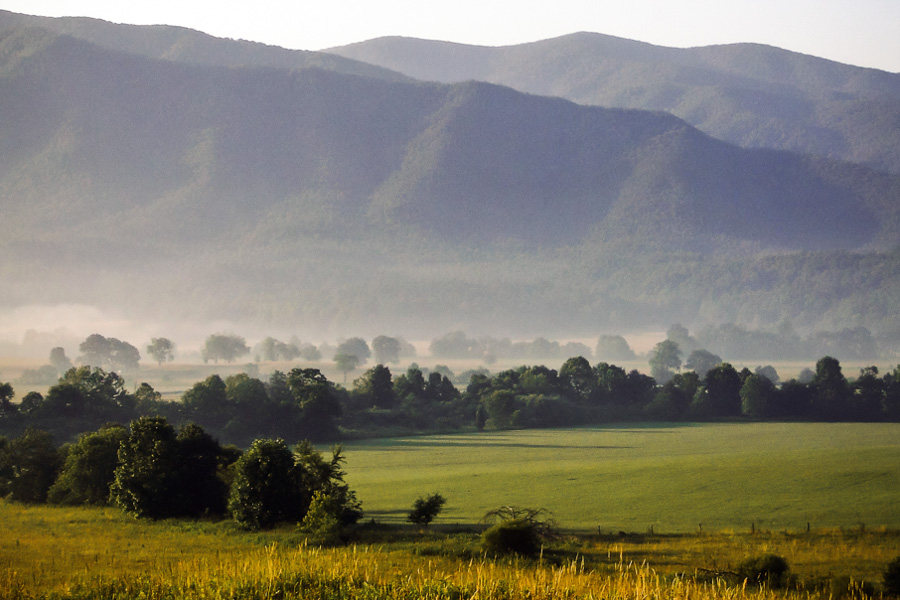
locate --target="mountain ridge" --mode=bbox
[1,16,899,339]
[326,32,900,174]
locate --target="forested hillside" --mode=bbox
[1,15,899,340]
[327,33,900,175]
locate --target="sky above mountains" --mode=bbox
[4,0,899,72]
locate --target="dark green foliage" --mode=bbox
[47,424,128,505]
[174,423,230,516]
[0,382,14,417]
[0,428,61,503]
[228,438,361,530]
[740,374,778,419]
[480,507,556,556]
[691,363,743,419]
[182,375,230,431]
[884,555,900,596]
[737,554,790,588]
[559,357,595,401]
[408,493,447,527]
[228,438,301,529]
[482,519,542,556]
[110,417,181,519]
[293,441,362,526]
[354,365,396,409]
[812,357,851,420]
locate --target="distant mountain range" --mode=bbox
[327,33,900,175]
[1,12,899,346]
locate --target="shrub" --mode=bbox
[300,491,344,546]
[480,506,556,557]
[228,438,301,529]
[408,493,446,527]
[737,553,790,588]
[481,518,542,556]
[885,556,900,596]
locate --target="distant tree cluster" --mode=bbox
[0,417,361,531]
[429,331,595,363]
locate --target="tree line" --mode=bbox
[3,352,899,451]
[0,416,361,533]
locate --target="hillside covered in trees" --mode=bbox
[1,12,899,342]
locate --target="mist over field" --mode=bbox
[2,11,900,363]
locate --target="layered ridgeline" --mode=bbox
[1,17,900,339]
[0,9,407,81]
[327,33,900,175]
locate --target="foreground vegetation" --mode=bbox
[2,423,899,598]
[2,501,899,600]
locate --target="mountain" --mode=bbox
[326,33,900,175]
[0,9,407,82]
[1,20,899,342]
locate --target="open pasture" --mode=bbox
[341,422,900,532]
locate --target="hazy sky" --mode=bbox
[4,0,899,72]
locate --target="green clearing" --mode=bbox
[341,422,900,532]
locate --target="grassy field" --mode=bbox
[3,422,900,598]
[2,501,899,599]
[341,423,900,532]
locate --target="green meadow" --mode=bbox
[341,422,900,532]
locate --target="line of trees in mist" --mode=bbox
[11,321,896,390]
[3,351,900,451]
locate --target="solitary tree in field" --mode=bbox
[408,492,447,527]
[146,338,175,367]
[201,334,249,364]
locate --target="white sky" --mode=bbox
[2,0,899,72]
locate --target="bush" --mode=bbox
[737,553,790,588]
[300,491,344,546]
[228,438,301,529]
[480,506,556,557]
[481,518,542,556]
[885,556,900,596]
[408,493,447,527]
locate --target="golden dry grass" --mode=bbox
[1,501,896,599]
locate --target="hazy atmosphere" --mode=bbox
[1,3,899,362]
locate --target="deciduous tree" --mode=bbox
[146,338,175,366]
[201,334,249,364]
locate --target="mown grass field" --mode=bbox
[341,423,900,532]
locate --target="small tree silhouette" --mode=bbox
[408,492,446,527]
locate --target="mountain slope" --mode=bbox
[0,9,408,81]
[3,27,897,252]
[326,33,900,174]
[2,27,899,338]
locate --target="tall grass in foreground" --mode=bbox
[3,503,896,600]
[3,542,821,600]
